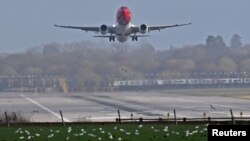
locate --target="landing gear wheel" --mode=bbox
[132,36,138,41]
[109,36,115,42]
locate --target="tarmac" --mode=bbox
[0,90,250,122]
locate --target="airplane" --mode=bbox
[54,6,191,42]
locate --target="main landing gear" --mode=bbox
[131,36,138,41]
[109,36,115,42]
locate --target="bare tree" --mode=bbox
[230,34,242,48]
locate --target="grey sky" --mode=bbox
[0,0,249,53]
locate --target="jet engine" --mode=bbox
[139,24,148,34]
[99,24,108,35]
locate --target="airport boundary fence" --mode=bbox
[1,109,250,126]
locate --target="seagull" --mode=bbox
[210,105,216,110]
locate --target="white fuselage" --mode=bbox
[115,6,132,42]
[115,23,131,42]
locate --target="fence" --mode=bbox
[1,109,250,126]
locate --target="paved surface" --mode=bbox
[0,90,250,122]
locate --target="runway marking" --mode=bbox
[164,96,250,111]
[93,95,250,118]
[20,94,71,122]
[89,96,193,118]
[165,97,250,117]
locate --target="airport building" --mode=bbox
[1,75,250,92]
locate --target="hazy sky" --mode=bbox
[0,0,249,53]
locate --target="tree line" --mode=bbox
[0,34,249,90]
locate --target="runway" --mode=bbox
[0,89,250,122]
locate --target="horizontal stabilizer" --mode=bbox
[93,35,114,38]
[131,35,151,37]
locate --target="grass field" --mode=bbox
[0,124,208,141]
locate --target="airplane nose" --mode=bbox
[122,9,131,25]
[117,7,131,25]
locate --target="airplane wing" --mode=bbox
[54,25,116,34]
[54,25,99,32]
[148,22,191,31]
[131,22,191,33]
